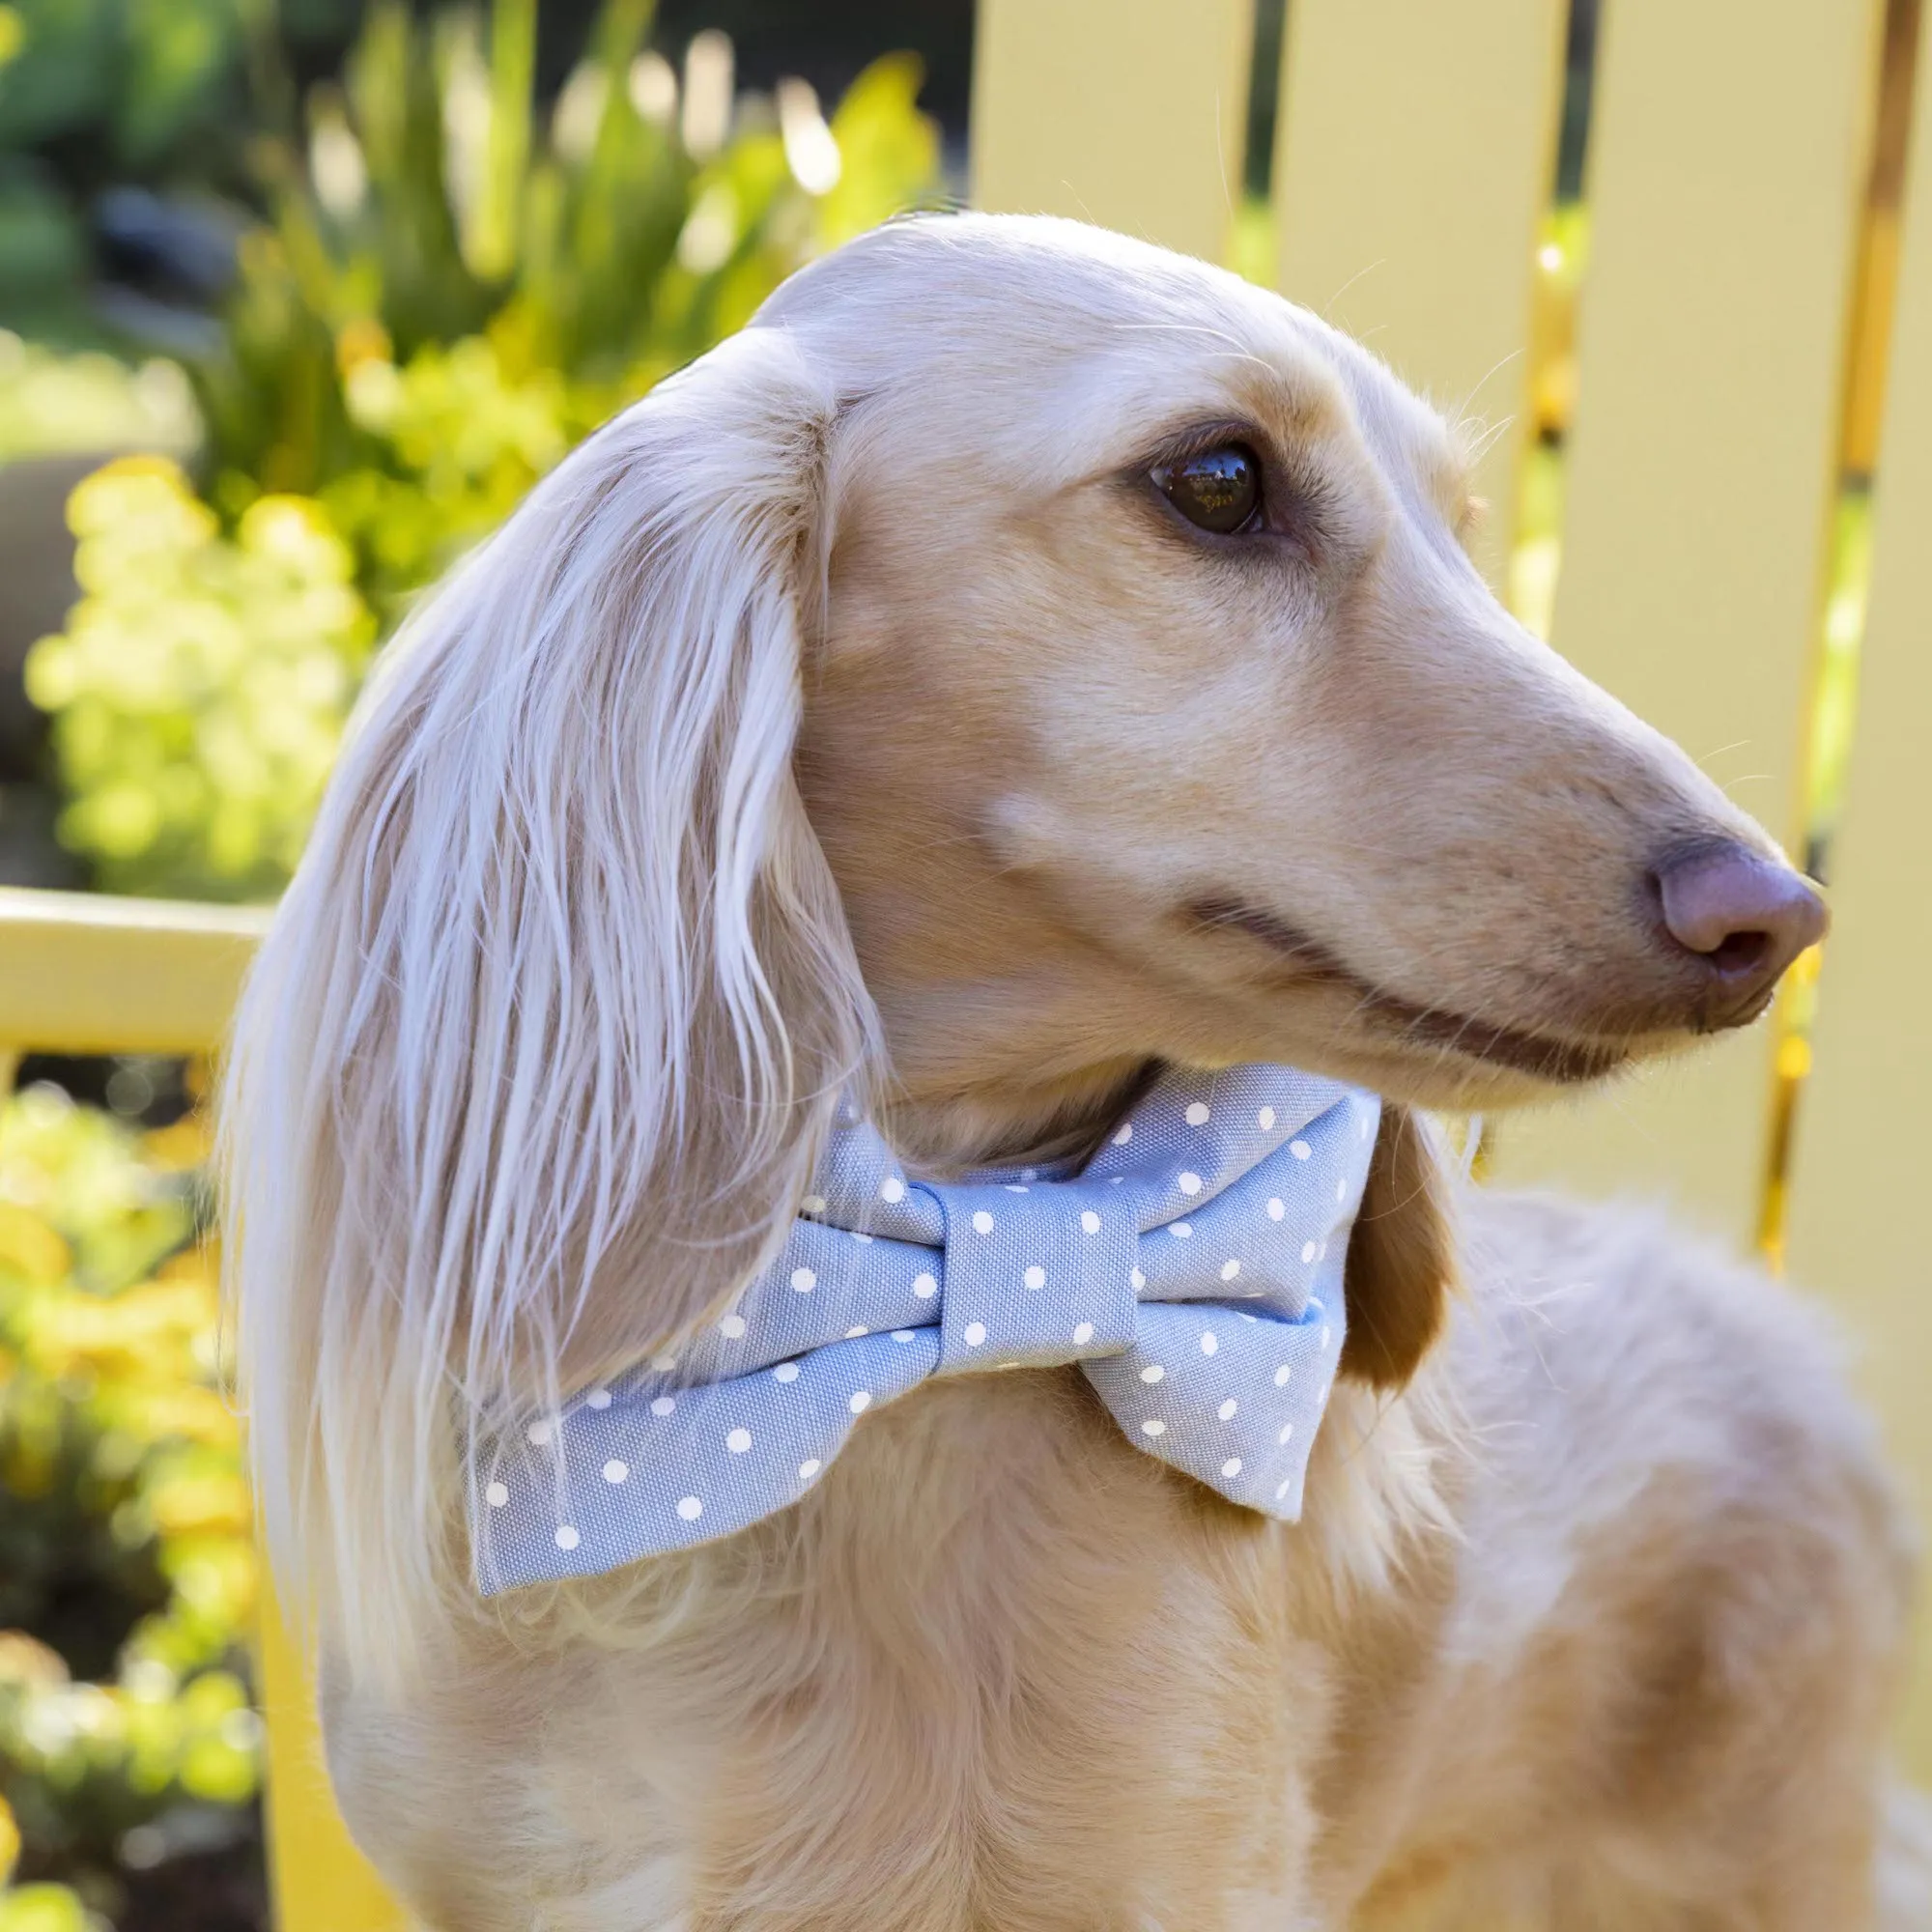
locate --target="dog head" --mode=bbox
[227,215,1821,1663]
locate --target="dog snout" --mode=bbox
[1648,840,1828,1026]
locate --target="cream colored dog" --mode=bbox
[224,214,1919,1930]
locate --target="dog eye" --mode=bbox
[1151,444,1262,535]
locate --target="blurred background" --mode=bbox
[0,0,1922,1926]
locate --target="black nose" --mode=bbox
[1651,840,1828,1024]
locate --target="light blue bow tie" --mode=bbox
[472,1064,1379,1594]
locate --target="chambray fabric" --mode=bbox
[471,1064,1378,1595]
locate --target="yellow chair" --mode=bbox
[3,1,1928,1919]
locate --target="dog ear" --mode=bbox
[223,327,878,1675]
[1339,1102,1460,1392]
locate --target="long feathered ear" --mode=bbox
[221,327,878,1683]
[1340,1103,1460,1391]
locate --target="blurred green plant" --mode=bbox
[202,0,938,582]
[27,0,941,899]
[0,1086,257,1924]
[0,333,196,465]
[27,457,376,900]
[0,0,252,342]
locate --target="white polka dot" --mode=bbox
[852,1232,874,1244]
[1200,1331,1219,1355]
[526,1420,554,1447]
[1004,1184,1030,1195]
[1290,1140,1311,1161]
[1184,1101,1210,1125]
[485,1481,509,1507]
[676,1495,703,1521]
[1362,1115,1373,1140]
[880,1177,906,1203]
[603,1460,628,1484]
[1022,1168,1038,1181]
[719,1313,748,1339]
[914,1272,938,1298]
[651,1352,678,1372]
[1080,1209,1101,1235]
[1131,1267,1146,1290]
[585,1387,611,1409]
[798,1459,821,1481]
[1321,1325,1333,1350]
[1301,1240,1319,1264]
[1113,1122,1133,1146]
[1141,1364,1165,1383]
[842,1324,867,1339]
[1279,1423,1295,1445]
[1142,1418,1167,1437]
[1222,1457,1243,1478]
[773,1361,801,1383]
[1023,1264,1046,1291]
[1267,1198,1285,1221]
[802,1194,827,1214]
[1072,1321,1095,1345]
[892,1329,915,1343]
[555,1525,580,1550]
[650,1394,676,1417]
[849,1389,872,1413]
[1258,1106,1276,1130]
[726,1427,753,1454]
[1170,1221,1192,1238]
[1273,1365,1293,1387]
[1277,1479,1293,1500]
[791,1266,817,1293]
[1337,1177,1348,1202]
[1219,1259,1240,1282]
[972,1209,995,1235]
[963,1321,987,1347]
[1218,1398,1238,1421]
[1177,1171,1203,1197]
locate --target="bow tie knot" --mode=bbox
[472,1065,1380,1595]
[932,1176,1145,1374]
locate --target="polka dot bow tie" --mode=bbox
[472,1064,1379,1594]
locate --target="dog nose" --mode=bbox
[1651,841,1828,1023]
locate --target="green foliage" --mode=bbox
[196,0,939,521]
[0,1089,256,1921]
[0,0,276,340]
[0,332,196,464]
[27,457,376,900]
[28,0,942,900]
[0,0,246,167]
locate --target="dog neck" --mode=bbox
[871,1055,1162,1178]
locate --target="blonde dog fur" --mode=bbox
[225,215,1919,1930]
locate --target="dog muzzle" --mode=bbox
[471,1064,1378,1593]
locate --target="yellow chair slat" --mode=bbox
[1271,0,1568,581]
[969,0,1251,264]
[1785,0,1932,1779]
[0,885,267,1057]
[1484,0,1885,1244]
[259,1600,412,1932]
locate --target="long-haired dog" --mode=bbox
[224,215,1918,1930]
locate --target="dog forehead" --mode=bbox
[761,213,1450,492]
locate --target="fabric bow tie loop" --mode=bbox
[473,1065,1380,1594]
